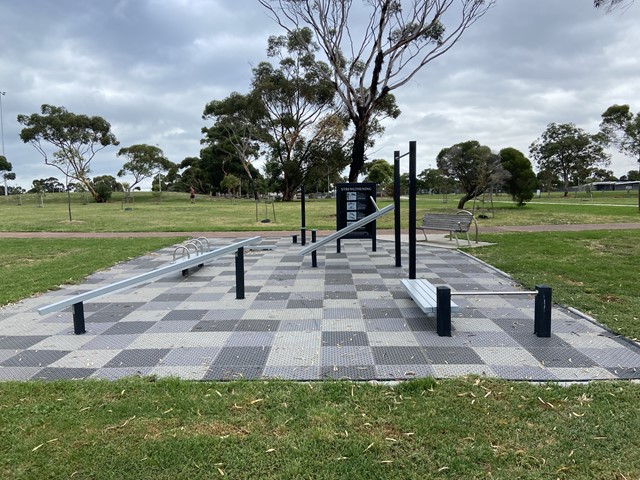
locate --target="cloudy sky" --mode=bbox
[1,0,639,191]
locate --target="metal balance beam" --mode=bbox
[298,204,395,257]
[38,236,263,334]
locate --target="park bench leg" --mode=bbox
[73,302,86,335]
[436,286,452,337]
[534,285,552,337]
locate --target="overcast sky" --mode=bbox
[1,0,639,191]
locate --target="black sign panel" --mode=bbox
[335,182,377,241]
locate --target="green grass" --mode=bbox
[0,191,638,232]
[0,238,185,305]
[1,376,639,479]
[1,193,639,479]
[469,230,640,340]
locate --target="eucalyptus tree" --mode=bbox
[499,147,537,206]
[529,123,610,197]
[117,144,175,192]
[0,155,13,196]
[252,27,348,200]
[600,104,640,208]
[436,140,507,209]
[259,0,495,182]
[17,105,119,203]
[202,93,266,200]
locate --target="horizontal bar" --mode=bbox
[38,236,262,315]
[298,204,394,256]
[450,290,537,296]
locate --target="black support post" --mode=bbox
[394,151,402,267]
[292,235,297,244]
[301,185,306,246]
[301,185,306,228]
[311,229,318,267]
[235,247,245,300]
[409,141,417,279]
[436,286,452,337]
[534,285,552,337]
[72,302,86,335]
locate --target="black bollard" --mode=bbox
[436,286,452,337]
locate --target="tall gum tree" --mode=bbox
[259,0,495,181]
[600,104,640,209]
[252,28,347,200]
[529,123,610,197]
[17,105,119,202]
[117,144,175,192]
[436,140,506,209]
[202,92,267,201]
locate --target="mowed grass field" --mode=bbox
[0,191,639,479]
[0,190,639,232]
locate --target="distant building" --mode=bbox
[591,181,640,192]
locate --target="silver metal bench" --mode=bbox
[401,278,552,338]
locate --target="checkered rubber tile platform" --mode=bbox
[1,237,639,382]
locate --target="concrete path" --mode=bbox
[1,235,638,382]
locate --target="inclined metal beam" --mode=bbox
[298,204,394,256]
[38,236,262,315]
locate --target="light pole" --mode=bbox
[0,91,5,154]
[0,92,9,197]
[0,91,6,196]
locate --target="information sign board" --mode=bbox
[335,182,377,251]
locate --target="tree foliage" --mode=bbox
[594,0,632,11]
[436,140,506,209]
[529,123,610,197]
[117,144,175,191]
[202,92,266,200]
[499,147,537,206]
[253,28,348,200]
[259,0,494,181]
[29,177,64,194]
[600,104,640,163]
[418,168,454,194]
[220,174,241,196]
[17,105,119,202]
[0,155,13,196]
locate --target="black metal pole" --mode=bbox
[409,141,417,280]
[394,151,402,267]
[535,285,552,337]
[301,184,306,228]
[235,247,245,300]
[72,302,86,335]
[436,286,452,337]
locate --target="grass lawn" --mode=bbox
[1,194,639,479]
[1,376,639,479]
[467,230,640,340]
[0,191,638,232]
[0,238,185,306]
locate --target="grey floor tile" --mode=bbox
[104,348,171,368]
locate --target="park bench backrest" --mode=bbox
[421,213,473,232]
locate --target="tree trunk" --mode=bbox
[457,192,474,209]
[81,178,101,203]
[348,118,368,182]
